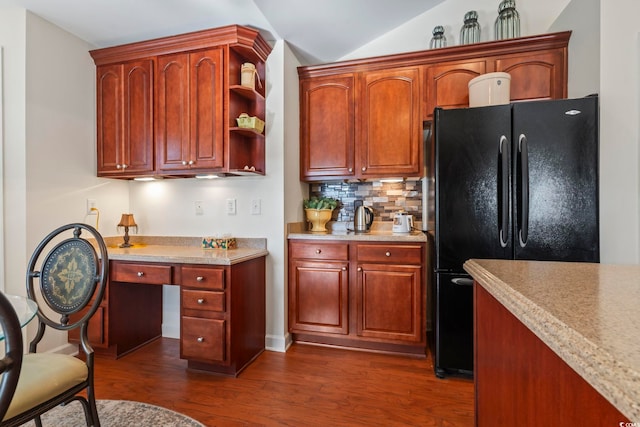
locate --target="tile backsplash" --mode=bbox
[310,180,423,223]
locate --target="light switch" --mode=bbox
[226,198,237,215]
[251,199,261,215]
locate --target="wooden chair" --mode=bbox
[2,223,108,426]
[0,292,24,421]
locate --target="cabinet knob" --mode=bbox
[385,252,391,257]
[196,276,204,282]
[197,336,204,343]
[197,298,205,304]
[121,164,128,169]
[189,160,194,165]
[348,168,353,173]
[137,271,144,277]
[357,267,362,272]
[116,164,122,169]
[342,267,347,271]
[361,167,366,172]
[182,160,187,165]
[316,249,321,254]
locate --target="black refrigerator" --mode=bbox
[431,96,599,378]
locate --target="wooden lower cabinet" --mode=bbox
[475,284,628,425]
[288,239,426,356]
[70,256,266,376]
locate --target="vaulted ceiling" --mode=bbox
[0,0,445,64]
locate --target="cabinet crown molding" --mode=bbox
[90,24,272,65]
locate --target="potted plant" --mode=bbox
[303,196,339,232]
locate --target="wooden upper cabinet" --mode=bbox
[425,60,487,118]
[156,48,224,172]
[494,48,567,101]
[298,31,570,181]
[360,67,422,178]
[300,74,356,180]
[299,67,421,181]
[96,60,154,176]
[90,25,271,179]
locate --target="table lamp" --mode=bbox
[117,214,137,248]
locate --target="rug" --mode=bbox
[21,399,206,426]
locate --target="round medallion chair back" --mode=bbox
[2,223,108,427]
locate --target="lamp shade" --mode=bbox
[118,214,137,228]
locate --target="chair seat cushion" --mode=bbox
[3,353,88,421]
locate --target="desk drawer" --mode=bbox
[181,266,224,290]
[182,289,225,312]
[111,262,172,285]
[181,317,225,362]
[356,244,423,264]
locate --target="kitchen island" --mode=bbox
[464,259,639,424]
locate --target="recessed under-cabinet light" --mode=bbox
[133,177,159,182]
[195,174,219,179]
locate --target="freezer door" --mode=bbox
[512,97,599,262]
[434,105,512,272]
[433,272,474,378]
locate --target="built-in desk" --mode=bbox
[69,236,267,377]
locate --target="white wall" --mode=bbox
[599,0,640,264]
[341,0,571,60]
[1,10,129,352]
[549,0,600,98]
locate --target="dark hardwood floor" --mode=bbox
[92,338,473,426]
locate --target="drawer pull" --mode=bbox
[196,276,204,282]
[197,336,204,343]
[385,252,391,257]
[197,298,205,304]
[137,271,144,277]
[316,249,321,254]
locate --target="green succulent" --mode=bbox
[303,196,339,210]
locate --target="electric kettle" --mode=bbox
[392,211,414,233]
[354,206,374,232]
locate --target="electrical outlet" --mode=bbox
[87,199,97,215]
[251,199,261,215]
[194,201,204,215]
[226,198,237,215]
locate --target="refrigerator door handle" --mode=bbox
[451,278,475,287]
[499,135,509,248]
[518,133,529,247]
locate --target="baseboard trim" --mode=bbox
[265,332,292,352]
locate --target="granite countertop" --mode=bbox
[102,236,268,265]
[287,222,428,242]
[464,259,640,422]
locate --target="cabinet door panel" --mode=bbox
[289,260,349,334]
[425,60,486,116]
[495,50,566,101]
[156,53,190,170]
[357,264,422,342]
[300,75,355,180]
[190,48,224,169]
[96,64,123,174]
[360,67,421,177]
[123,60,154,173]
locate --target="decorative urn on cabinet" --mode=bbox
[303,197,339,232]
